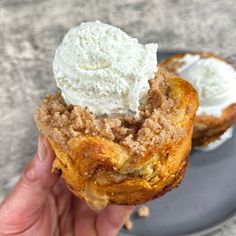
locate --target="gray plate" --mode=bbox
[119,51,236,236]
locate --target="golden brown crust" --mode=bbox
[193,104,236,146]
[35,68,198,209]
[160,52,236,147]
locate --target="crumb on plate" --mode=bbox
[137,205,150,218]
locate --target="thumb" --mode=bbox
[96,205,134,236]
[0,135,59,232]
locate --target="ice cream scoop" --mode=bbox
[53,21,158,116]
[177,54,236,117]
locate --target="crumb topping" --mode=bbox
[124,217,133,231]
[137,205,150,218]
[35,68,186,156]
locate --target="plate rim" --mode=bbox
[120,209,236,236]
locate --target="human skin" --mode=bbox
[0,135,134,236]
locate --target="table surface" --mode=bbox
[0,0,236,235]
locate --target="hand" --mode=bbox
[0,135,133,236]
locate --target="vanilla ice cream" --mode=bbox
[53,21,158,115]
[177,54,236,117]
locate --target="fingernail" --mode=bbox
[38,135,47,162]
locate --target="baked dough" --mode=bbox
[35,68,198,209]
[160,52,236,147]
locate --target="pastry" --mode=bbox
[160,52,236,149]
[34,21,198,209]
